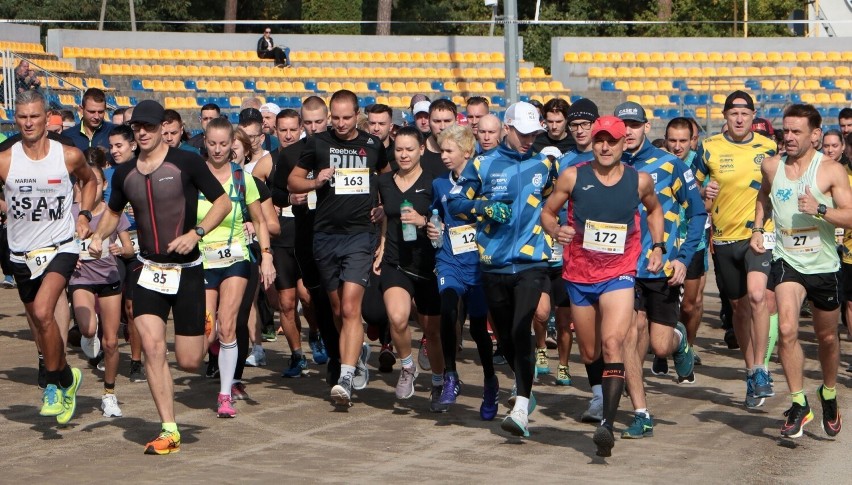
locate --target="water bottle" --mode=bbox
[430,209,443,248]
[401,200,417,242]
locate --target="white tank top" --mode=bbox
[6,140,76,254]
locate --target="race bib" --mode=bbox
[780,226,821,254]
[128,230,140,254]
[25,247,58,280]
[763,232,776,251]
[138,262,181,294]
[202,240,245,269]
[79,237,109,261]
[582,220,627,254]
[334,168,370,195]
[835,227,845,246]
[449,224,477,255]
[279,205,294,217]
[307,190,317,210]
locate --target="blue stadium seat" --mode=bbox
[245,80,257,91]
[820,79,836,89]
[698,94,709,105]
[666,108,681,118]
[103,79,110,88]
[368,81,382,92]
[669,95,681,104]
[744,80,760,90]
[304,81,319,92]
[190,129,203,137]
[601,81,618,92]
[107,95,117,105]
[358,97,366,108]
[196,96,208,106]
[290,96,302,108]
[228,112,239,124]
[790,93,802,103]
[770,93,787,103]
[217,97,230,108]
[491,95,506,107]
[130,97,138,105]
[817,107,829,118]
[653,108,667,118]
[767,107,783,118]
[496,81,506,91]
[131,79,146,91]
[519,95,530,102]
[684,94,700,105]
[570,95,582,103]
[185,80,198,91]
[363,96,377,106]
[829,107,841,118]
[682,109,695,118]
[431,81,444,91]
[672,80,688,91]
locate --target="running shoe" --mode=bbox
[40,384,63,417]
[507,384,536,414]
[378,343,396,373]
[231,382,249,401]
[309,337,329,365]
[245,347,267,367]
[621,412,653,439]
[80,334,101,360]
[438,373,461,406]
[37,358,46,389]
[429,385,446,413]
[492,347,507,365]
[651,356,669,376]
[101,393,123,418]
[677,372,696,384]
[1,275,16,288]
[500,409,530,437]
[818,385,842,437]
[752,368,774,398]
[417,337,430,371]
[593,425,615,457]
[331,374,353,407]
[129,360,147,382]
[581,394,604,423]
[535,348,550,375]
[353,343,371,390]
[90,351,105,372]
[217,393,236,418]
[672,323,695,378]
[56,367,82,425]
[508,383,517,408]
[395,365,418,399]
[556,364,572,386]
[281,353,307,378]
[205,357,219,379]
[781,401,814,438]
[745,375,765,409]
[693,351,702,366]
[724,328,739,350]
[480,376,499,421]
[144,429,181,455]
[262,330,277,342]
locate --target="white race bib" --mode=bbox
[25,247,58,279]
[334,168,370,195]
[202,241,245,269]
[127,230,140,254]
[278,205,294,217]
[307,190,317,210]
[582,220,628,254]
[79,237,109,261]
[449,224,477,255]
[780,226,821,254]
[762,232,776,251]
[138,262,181,294]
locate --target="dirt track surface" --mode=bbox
[0,272,849,484]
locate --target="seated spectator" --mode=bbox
[14,60,41,94]
[257,27,291,68]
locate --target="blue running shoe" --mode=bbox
[281,353,307,378]
[753,368,774,398]
[745,374,765,409]
[310,337,329,365]
[672,322,694,378]
[621,412,654,439]
[438,372,461,406]
[480,376,499,421]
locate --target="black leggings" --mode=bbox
[440,289,494,378]
[233,258,257,382]
[482,268,546,399]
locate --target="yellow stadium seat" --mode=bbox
[386,67,401,78]
[615,81,629,91]
[659,67,674,77]
[532,81,548,91]
[577,52,593,62]
[615,67,631,78]
[658,80,673,91]
[736,52,751,62]
[643,81,658,91]
[521,81,536,92]
[663,52,678,62]
[672,67,687,77]
[796,51,811,62]
[601,67,617,78]
[592,52,607,62]
[474,67,489,78]
[701,67,716,77]
[791,67,806,77]
[396,52,410,62]
[635,52,650,62]
[640,94,655,105]
[327,81,342,91]
[820,66,836,77]
[490,52,504,62]
[811,51,826,61]
[654,95,670,105]
[626,95,641,103]
[836,66,851,77]
[645,67,659,78]
[815,92,831,104]
[776,80,790,90]
[152,80,165,91]
[604,52,620,63]
[805,66,820,77]
[628,80,643,91]
[100,64,113,75]
[718,66,733,76]
[692,52,707,62]
[687,67,702,77]
[803,79,821,90]
[588,67,603,78]
[799,92,816,104]
[757,66,774,76]
[775,66,791,76]
[826,51,841,61]
[564,52,578,62]
[766,51,782,62]
[742,67,758,77]
[519,67,532,78]
[164,96,176,109]
[720,52,736,62]
[630,67,645,77]
[707,52,722,62]
[678,52,694,62]
[831,92,847,103]
[751,52,767,62]
[649,52,664,62]
[617,52,633,62]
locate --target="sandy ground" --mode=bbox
[0,272,849,484]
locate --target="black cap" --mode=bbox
[566,98,599,122]
[614,101,648,123]
[128,100,165,126]
[239,108,263,124]
[723,90,755,112]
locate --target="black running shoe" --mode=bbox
[206,358,219,379]
[818,385,842,437]
[724,328,739,349]
[593,425,615,457]
[781,401,814,438]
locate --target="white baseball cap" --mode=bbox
[260,103,281,115]
[504,102,543,135]
[412,100,431,116]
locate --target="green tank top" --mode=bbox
[769,151,839,274]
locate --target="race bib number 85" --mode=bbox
[138,263,181,295]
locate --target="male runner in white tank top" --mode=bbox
[0,90,97,425]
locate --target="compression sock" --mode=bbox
[59,365,74,388]
[439,290,460,372]
[601,363,626,429]
[218,340,238,396]
[586,355,605,388]
[765,313,778,368]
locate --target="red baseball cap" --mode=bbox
[591,115,626,139]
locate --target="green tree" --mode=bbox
[303,0,363,35]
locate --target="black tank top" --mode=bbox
[572,162,639,229]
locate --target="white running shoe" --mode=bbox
[81,334,101,360]
[245,347,267,367]
[101,393,123,417]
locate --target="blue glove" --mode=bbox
[483,202,511,223]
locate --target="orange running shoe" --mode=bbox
[144,429,181,455]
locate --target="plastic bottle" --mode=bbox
[401,200,417,241]
[430,209,443,248]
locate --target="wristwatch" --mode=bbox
[651,242,667,254]
[194,226,206,237]
[817,204,827,217]
[78,210,92,222]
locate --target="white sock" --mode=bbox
[513,396,530,415]
[674,327,684,346]
[341,364,356,379]
[218,340,238,396]
[635,408,649,418]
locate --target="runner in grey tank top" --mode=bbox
[751,104,852,440]
[0,90,97,426]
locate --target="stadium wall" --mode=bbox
[1,23,41,43]
[46,29,517,58]
[551,36,849,90]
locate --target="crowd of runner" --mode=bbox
[2,83,849,458]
